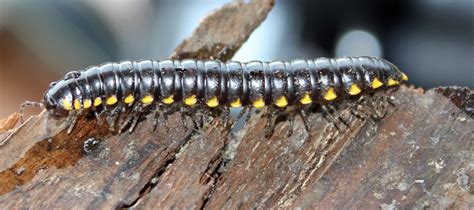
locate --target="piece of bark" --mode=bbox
[170,0,274,61]
[0,113,18,132]
[0,0,274,209]
[0,113,19,146]
[204,86,474,209]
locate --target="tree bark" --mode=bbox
[0,0,472,209]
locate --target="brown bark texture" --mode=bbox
[0,0,473,209]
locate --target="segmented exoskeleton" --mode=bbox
[40,56,408,134]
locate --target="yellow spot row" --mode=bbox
[62,73,408,110]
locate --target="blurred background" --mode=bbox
[0,0,472,118]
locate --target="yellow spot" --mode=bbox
[387,78,400,86]
[83,99,92,109]
[230,98,242,107]
[401,72,408,81]
[371,77,383,89]
[323,88,337,101]
[184,95,197,106]
[275,96,288,108]
[93,97,102,107]
[348,84,361,95]
[141,95,154,104]
[124,94,135,104]
[106,95,118,105]
[207,96,219,108]
[300,93,312,105]
[74,99,81,110]
[63,98,73,111]
[253,97,265,108]
[163,95,174,104]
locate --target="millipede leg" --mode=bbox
[352,106,378,125]
[355,96,378,125]
[152,106,161,132]
[321,105,343,131]
[347,96,372,121]
[379,95,397,117]
[19,101,44,123]
[180,107,188,130]
[199,108,207,127]
[188,107,199,129]
[93,107,103,126]
[377,96,389,118]
[199,107,206,128]
[108,104,123,132]
[349,108,367,120]
[119,113,132,133]
[163,109,170,133]
[128,105,143,133]
[116,106,129,133]
[298,107,311,134]
[245,107,253,124]
[118,105,140,133]
[365,98,385,120]
[118,115,129,133]
[105,109,114,131]
[236,107,248,122]
[359,100,382,123]
[235,106,253,129]
[222,107,230,128]
[66,111,79,134]
[264,106,277,137]
[190,107,206,135]
[286,112,295,137]
[327,104,350,128]
[118,105,135,133]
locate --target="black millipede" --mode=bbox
[30,56,408,135]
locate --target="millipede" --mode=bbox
[30,56,408,135]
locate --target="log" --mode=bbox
[0,0,473,209]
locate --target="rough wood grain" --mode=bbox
[170,0,275,61]
[203,86,473,209]
[0,113,18,132]
[1,0,473,209]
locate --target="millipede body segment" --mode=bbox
[41,56,408,134]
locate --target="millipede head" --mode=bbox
[43,80,73,117]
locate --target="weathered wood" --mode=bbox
[205,86,474,209]
[170,0,274,61]
[0,113,18,132]
[1,0,473,209]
